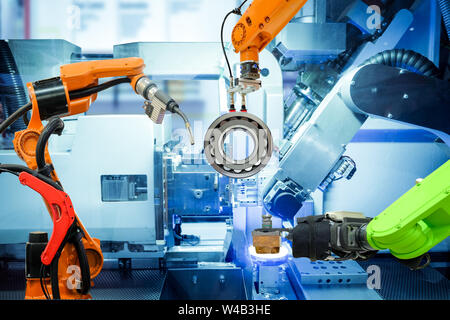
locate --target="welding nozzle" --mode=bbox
[136,76,195,145]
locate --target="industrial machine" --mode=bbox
[202,0,449,271]
[0,0,449,301]
[0,55,194,299]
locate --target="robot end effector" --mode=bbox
[288,212,377,261]
[253,210,431,270]
[136,76,194,145]
[252,211,377,261]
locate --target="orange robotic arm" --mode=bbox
[16,57,171,168]
[10,57,192,299]
[229,0,308,95]
[232,0,308,64]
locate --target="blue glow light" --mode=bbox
[248,246,289,265]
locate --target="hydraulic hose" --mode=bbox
[0,40,29,134]
[69,77,131,100]
[50,254,61,300]
[361,49,440,77]
[438,0,450,41]
[35,117,64,176]
[0,102,32,135]
[0,163,63,191]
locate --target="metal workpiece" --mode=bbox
[252,229,282,254]
[252,214,291,254]
[204,112,273,179]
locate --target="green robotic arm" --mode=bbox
[276,160,450,269]
[366,160,450,260]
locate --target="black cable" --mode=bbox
[71,227,91,295]
[0,102,32,135]
[47,225,74,300]
[0,164,63,191]
[40,265,46,299]
[0,78,130,135]
[361,49,440,77]
[40,264,50,300]
[237,0,248,12]
[221,10,236,80]
[47,222,83,300]
[69,77,131,100]
[44,267,51,299]
[0,168,19,176]
[22,110,30,127]
[41,265,51,299]
[220,0,248,80]
[35,117,64,176]
[50,256,60,300]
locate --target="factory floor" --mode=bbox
[0,266,166,300]
[0,256,448,300]
[357,257,450,300]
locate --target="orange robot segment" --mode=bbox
[232,0,309,63]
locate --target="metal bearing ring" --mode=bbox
[204,112,273,178]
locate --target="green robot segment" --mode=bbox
[366,160,450,260]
